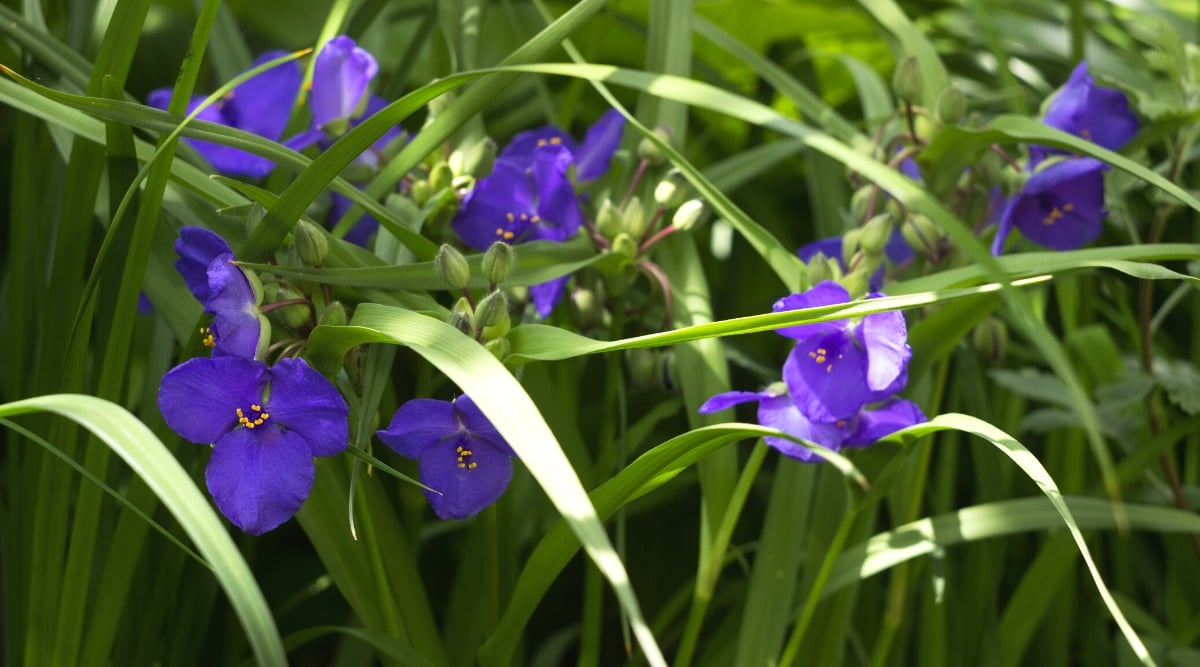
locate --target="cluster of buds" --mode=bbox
[434,241,515,360]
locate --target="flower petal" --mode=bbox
[574,109,625,181]
[311,37,379,128]
[859,309,911,392]
[1007,158,1107,251]
[783,330,871,421]
[452,395,516,457]
[175,227,233,304]
[530,145,584,242]
[418,431,514,519]
[377,398,457,459]
[1044,61,1138,152]
[452,160,537,250]
[771,281,850,340]
[844,399,926,447]
[158,357,268,444]
[499,127,577,170]
[697,389,775,414]
[529,276,569,319]
[226,50,304,142]
[206,424,315,535]
[757,393,843,462]
[264,358,349,457]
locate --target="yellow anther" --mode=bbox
[458,463,467,469]
[549,137,562,145]
[462,449,473,456]
[519,213,528,221]
[468,462,478,470]
[826,364,833,372]
[236,408,245,418]
[506,212,514,222]
[495,227,505,236]
[530,215,540,223]
[251,404,261,411]
[456,446,463,453]
[503,231,514,240]
[1063,203,1074,212]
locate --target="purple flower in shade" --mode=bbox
[698,383,925,461]
[174,227,267,359]
[772,282,912,422]
[376,395,517,520]
[310,36,378,130]
[991,157,1107,254]
[1030,61,1138,166]
[499,109,626,181]
[797,230,914,291]
[158,356,349,534]
[149,51,302,179]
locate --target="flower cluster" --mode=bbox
[700,281,925,461]
[993,61,1138,254]
[158,227,349,535]
[452,111,626,317]
[377,395,516,519]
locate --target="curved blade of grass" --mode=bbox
[309,305,667,667]
[0,395,285,667]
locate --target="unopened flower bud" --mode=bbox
[892,56,924,106]
[935,85,965,125]
[973,316,1008,365]
[612,233,639,259]
[318,301,347,327]
[901,213,940,255]
[448,296,475,337]
[270,286,312,330]
[842,270,869,299]
[411,180,432,207]
[850,185,875,220]
[653,170,688,208]
[452,137,496,179]
[805,253,841,286]
[482,242,514,285]
[434,244,471,290]
[622,196,647,239]
[293,220,329,267]
[426,92,454,123]
[625,349,658,389]
[637,126,672,166]
[671,199,706,232]
[571,287,602,330]
[860,213,894,255]
[484,336,510,361]
[429,161,453,192]
[596,198,622,239]
[841,228,864,264]
[474,290,510,329]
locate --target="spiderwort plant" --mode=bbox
[175,226,269,360]
[149,51,302,178]
[376,395,517,519]
[158,356,350,534]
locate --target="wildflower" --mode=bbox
[158,356,349,534]
[376,395,517,520]
[174,226,268,359]
[773,282,912,422]
[310,36,378,133]
[149,51,302,178]
[991,157,1107,254]
[1030,61,1138,166]
[499,109,626,181]
[797,229,913,290]
[698,383,925,462]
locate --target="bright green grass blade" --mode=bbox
[312,306,667,667]
[0,395,285,667]
[477,423,864,667]
[856,414,1154,665]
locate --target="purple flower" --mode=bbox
[499,109,625,181]
[175,227,266,359]
[149,51,302,178]
[991,157,1107,254]
[772,282,912,422]
[797,230,914,291]
[311,36,379,130]
[698,383,924,461]
[158,356,349,534]
[376,395,517,520]
[1030,61,1138,166]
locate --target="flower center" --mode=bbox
[808,346,841,373]
[456,444,479,470]
[200,326,216,348]
[236,404,270,430]
[1042,201,1074,226]
[535,137,563,148]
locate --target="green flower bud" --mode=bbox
[474,290,510,329]
[318,301,348,327]
[860,213,894,255]
[841,228,864,265]
[622,196,647,239]
[429,161,453,192]
[653,170,688,208]
[434,244,471,290]
[671,199,706,232]
[448,296,475,337]
[484,336,510,361]
[482,242,514,285]
[269,286,312,330]
[850,185,875,220]
[426,92,454,123]
[411,180,432,207]
[842,270,870,299]
[892,55,924,106]
[453,137,497,178]
[625,349,658,389]
[805,252,842,286]
[973,316,1008,365]
[935,85,966,125]
[901,213,940,255]
[637,126,672,166]
[293,220,329,267]
[570,286,602,330]
[612,232,639,259]
[596,197,622,239]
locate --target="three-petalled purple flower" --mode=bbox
[376,395,517,520]
[158,356,349,534]
[175,226,268,360]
